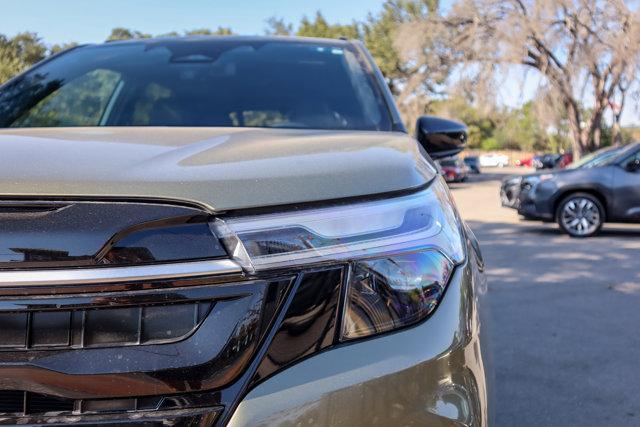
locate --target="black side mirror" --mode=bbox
[415,116,467,159]
[625,157,640,172]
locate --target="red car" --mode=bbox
[517,153,573,169]
[438,157,469,183]
[516,155,539,167]
[557,152,573,168]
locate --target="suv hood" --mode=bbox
[0,127,434,212]
[504,167,574,183]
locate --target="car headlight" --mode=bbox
[212,178,464,340]
[524,174,554,185]
[504,176,522,187]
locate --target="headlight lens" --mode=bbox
[212,178,464,339]
[343,250,453,340]
[505,176,522,186]
[524,173,553,186]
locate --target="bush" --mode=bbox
[481,137,500,151]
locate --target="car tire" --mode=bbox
[556,193,604,237]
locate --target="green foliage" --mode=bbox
[106,27,152,41]
[265,17,293,36]
[430,95,496,148]
[106,27,234,42]
[363,1,431,94]
[296,11,361,39]
[50,42,79,55]
[12,69,120,127]
[481,137,500,151]
[264,2,436,95]
[0,32,47,83]
[0,4,628,153]
[431,96,575,152]
[184,27,234,36]
[598,126,635,147]
[492,103,544,151]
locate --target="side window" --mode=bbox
[625,151,640,172]
[10,70,121,127]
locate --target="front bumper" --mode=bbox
[229,249,491,427]
[500,181,521,208]
[516,182,556,220]
[0,196,490,426]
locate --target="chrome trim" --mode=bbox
[0,260,242,287]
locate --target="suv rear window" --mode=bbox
[0,39,392,131]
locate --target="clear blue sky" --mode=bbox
[0,0,385,45]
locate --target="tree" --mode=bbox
[106,27,151,41]
[106,27,234,42]
[610,67,638,144]
[184,27,234,36]
[265,17,293,36]
[263,2,452,129]
[495,102,549,151]
[430,94,498,148]
[0,32,47,83]
[391,0,462,129]
[296,11,361,39]
[364,0,439,95]
[409,0,640,158]
[50,42,79,55]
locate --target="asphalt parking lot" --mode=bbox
[450,167,640,427]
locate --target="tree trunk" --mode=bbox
[565,101,584,160]
[591,123,601,151]
[612,117,622,144]
[611,89,627,145]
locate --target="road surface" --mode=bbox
[450,168,640,426]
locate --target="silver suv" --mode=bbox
[0,36,489,426]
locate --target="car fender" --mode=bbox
[549,167,616,218]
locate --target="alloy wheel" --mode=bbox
[560,197,601,236]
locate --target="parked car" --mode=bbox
[533,153,560,169]
[534,153,573,170]
[463,155,481,173]
[557,152,573,168]
[502,146,622,209]
[515,155,539,167]
[438,157,469,182]
[0,36,490,425]
[479,152,509,167]
[502,143,639,236]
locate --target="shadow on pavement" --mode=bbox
[521,224,640,238]
[468,219,640,287]
[468,219,640,426]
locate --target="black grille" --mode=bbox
[0,302,212,351]
[0,391,74,415]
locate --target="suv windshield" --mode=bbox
[567,146,623,169]
[0,38,392,131]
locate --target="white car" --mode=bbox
[479,153,509,167]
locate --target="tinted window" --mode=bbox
[568,146,621,169]
[439,159,457,167]
[622,148,640,167]
[11,69,121,127]
[0,39,392,131]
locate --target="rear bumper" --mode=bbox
[228,252,491,427]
